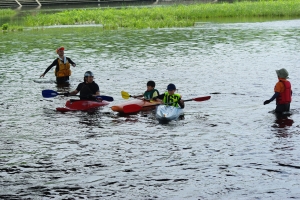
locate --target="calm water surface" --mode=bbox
[0,19,300,199]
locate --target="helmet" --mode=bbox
[167,83,176,91]
[84,71,94,77]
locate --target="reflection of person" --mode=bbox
[133,80,159,100]
[153,83,184,108]
[264,68,292,115]
[65,71,101,101]
[40,47,76,84]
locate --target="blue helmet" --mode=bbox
[167,83,176,91]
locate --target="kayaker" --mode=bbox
[133,80,160,100]
[64,71,101,101]
[153,83,185,108]
[40,46,76,84]
[263,68,292,116]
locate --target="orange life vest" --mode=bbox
[55,58,71,77]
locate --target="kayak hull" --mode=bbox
[56,100,110,112]
[155,105,183,123]
[111,99,161,113]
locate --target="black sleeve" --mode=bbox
[94,83,100,94]
[67,57,76,65]
[76,83,83,92]
[178,99,185,109]
[43,59,57,74]
[155,93,165,100]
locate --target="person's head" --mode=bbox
[56,46,64,57]
[146,80,155,91]
[276,68,289,79]
[167,83,176,95]
[84,71,94,83]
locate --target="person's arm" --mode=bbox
[40,59,57,78]
[152,91,158,98]
[264,92,279,105]
[152,93,164,100]
[67,57,76,67]
[133,94,143,98]
[69,90,79,96]
[63,84,81,96]
[178,98,185,108]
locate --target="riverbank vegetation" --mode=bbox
[1,0,300,31]
[0,9,16,18]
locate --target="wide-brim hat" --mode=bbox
[276,68,289,79]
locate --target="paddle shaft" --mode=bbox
[122,96,211,114]
[42,89,114,101]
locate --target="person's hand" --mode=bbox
[152,97,157,100]
[96,97,102,102]
[64,92,70,97]
[40,73,45,78]
[72,64,76,67]
[264,100,271,105]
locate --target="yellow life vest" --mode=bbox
[55,58,71,77]
[163,92,181,107]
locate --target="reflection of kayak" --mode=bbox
[111,99,161,113]
[56,99,110,112]
[155,105,183,123]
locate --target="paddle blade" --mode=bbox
[123,104,142,114]
[98,95,114,102]
[42,90,58,98]
[121,91,130,99]
[193,96,211,102]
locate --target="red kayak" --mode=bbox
[56,99,110,112]
[111,99,161,113]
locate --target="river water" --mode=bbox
[0,18,300,199]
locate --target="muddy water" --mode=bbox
[1,19,300,199]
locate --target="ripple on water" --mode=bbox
[0,19,300,199]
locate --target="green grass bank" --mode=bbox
[1,0,300,31]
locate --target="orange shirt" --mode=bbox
[274,78,288,93]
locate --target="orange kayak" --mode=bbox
[111,99,161,113]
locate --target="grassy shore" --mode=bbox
[1,0,300,31]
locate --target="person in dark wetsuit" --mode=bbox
[40,46,76,84]
[64,71,101,101]
[264,68,292,117]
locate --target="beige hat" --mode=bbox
[276,68,289,79]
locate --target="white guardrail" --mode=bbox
[0,0,106,8]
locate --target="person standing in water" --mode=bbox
[264,68,292,116]
[40,46,76,84]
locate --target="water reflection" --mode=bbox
[1,19,300,199]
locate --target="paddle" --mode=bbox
[121,90,142,99]
[123,96,211,114]
[42,89,114,102]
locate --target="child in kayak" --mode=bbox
[64,71,101,101]
[40,46,76,84]
[153,83,185,108]
[133,80,160,100]
[263,68,292,116]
